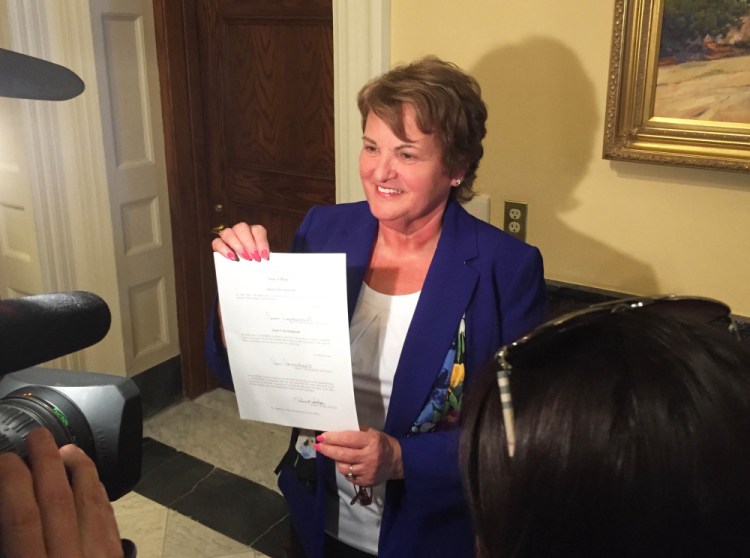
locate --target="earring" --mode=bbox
[454,179,463,186]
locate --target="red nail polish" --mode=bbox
[314,443,321,451]
[241,251,251,261]
[252,250,261,262]
[228,252,238,261]
[316,435,325,442]
[261,249,269,260]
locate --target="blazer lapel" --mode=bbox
[384,201,479,435]
[339,203,378,322]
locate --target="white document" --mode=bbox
[213,252,359,431]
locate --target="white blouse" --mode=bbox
[328,282,420,555]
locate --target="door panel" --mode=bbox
[91,0,180,374]
[204,0,335,249]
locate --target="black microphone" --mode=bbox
[0,47,85,100]
[0,291,111,374]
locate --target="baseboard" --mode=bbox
[545,280,749,342]
[131,356,183,418]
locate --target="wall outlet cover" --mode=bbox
[503,200,527,241]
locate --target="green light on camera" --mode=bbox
[51,406,70,427]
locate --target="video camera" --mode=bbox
[0,292,142,500]
[0,46,142,501]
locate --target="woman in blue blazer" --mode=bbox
[208,56,547,557]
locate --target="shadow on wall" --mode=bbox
[471,37,659,293]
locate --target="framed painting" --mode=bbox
[603,0,750,173]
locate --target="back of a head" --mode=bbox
[461,310,750,558]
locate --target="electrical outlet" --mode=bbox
[503,201,527,241]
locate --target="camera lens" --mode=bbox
[0,386,95,460]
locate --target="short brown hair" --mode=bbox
[357,56,487,203]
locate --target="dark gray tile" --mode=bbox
[135,437,289,553]
[139,437,178,476]
[170,467,288,546]
[253,515,291,558]
[135,441,215,506]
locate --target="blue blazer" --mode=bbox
[206,200,547,557]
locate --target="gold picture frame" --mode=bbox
[603,0,750,173]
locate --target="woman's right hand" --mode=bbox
[212,222,271,261]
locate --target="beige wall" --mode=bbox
[392,1,750,317]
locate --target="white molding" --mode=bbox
[4,0,126,373]
[333,0,390,204]
[6,0,82,369]
[56,0,128,374]
[7,1,76,293]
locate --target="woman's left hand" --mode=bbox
[314,427,403,486]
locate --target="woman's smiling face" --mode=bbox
[359,104,458,234]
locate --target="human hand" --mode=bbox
[0,428,124,558]
[314,427,403,486]
[211,222,271,262]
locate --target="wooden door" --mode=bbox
[154,0,335,397]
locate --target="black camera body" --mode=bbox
[0,292,142,501]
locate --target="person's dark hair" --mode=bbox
[357,56,487,203]
[461,311,750,558]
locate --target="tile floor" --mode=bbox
[113,388,292,558]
